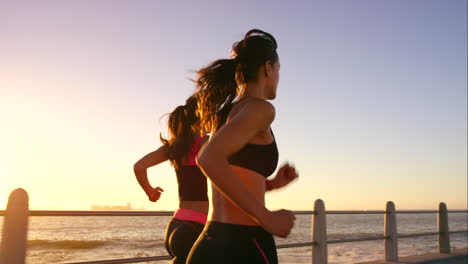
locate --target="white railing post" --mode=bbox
[312,199,327,264]
[384,201,398,262]
[438,202,450,253]
[0,188,29,264]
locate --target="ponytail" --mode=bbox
[160,95,198,169]
[195,58,238,132]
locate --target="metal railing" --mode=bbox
[0,189,467,264]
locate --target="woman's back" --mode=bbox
[177,135,209,213]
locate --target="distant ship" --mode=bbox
[90,203,145,211]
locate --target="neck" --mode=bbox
[239,80,266,100]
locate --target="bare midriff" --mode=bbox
[208,165,266,226]
[179,201,209,214]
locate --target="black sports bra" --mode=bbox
[175,136,208,201]
[176,166,208,201]
[218,104,279,178]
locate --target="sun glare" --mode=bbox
[0,159,11,208]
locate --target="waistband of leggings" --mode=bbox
[173,208,207,225]
[204,221,271,238]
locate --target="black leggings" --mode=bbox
[187,221,277,264]
[164,217,205,264]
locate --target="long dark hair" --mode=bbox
[160,95,199,169]
[196,29,278,132]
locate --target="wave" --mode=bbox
[28,239,166,250]
[327,232,383,240]
[28,240,110,250]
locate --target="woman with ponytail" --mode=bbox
[187,29,298,264]
[133,95,208,264]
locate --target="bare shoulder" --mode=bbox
[236,98,275,122]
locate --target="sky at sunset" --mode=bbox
[1,0,466,211]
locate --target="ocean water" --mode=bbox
[0,213,466,264]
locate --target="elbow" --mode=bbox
[195,151,208,170]
[133,162,145,174]
[196,148,226,181]
[196,146,216,172]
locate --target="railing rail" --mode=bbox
[3,209,467,217]
[0,189,467,264]
[0,210,318,216]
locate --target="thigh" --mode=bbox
[164,220,177,257]
[187,229,275,264]
[187,233,241,264]
[252,232,278,264]
[168,219,204,264]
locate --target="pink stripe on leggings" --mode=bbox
[252,238,269,264]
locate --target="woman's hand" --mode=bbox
[146,187,164,202]
[134,146,169,203]
[260,209,296,238]
[268,163,298,191]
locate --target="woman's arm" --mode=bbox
[133,145,168,202]
[197,99,295,237]
[266,163,299,191]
